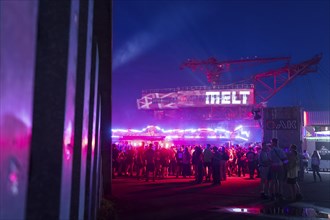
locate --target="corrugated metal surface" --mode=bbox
[262,107,302,149]
[305,111,330,126]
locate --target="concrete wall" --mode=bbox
[0,0,108,219]
[0,1,38,219]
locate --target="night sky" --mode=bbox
[112,0,330,128]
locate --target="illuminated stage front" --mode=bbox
[112,125,262,147]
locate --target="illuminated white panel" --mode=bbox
[315,131,330,135]
[232,91,241,104]
[205,91,220,104]
[239,91,250,104]
[112,129,128,133]
[221,91,231,104]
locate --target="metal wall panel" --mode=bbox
[90,46,101,220]
[59,0,80,219]
[84,42,99,220]
[305,111,330,126]
[26,1,72,218]
[78,0,94,218]
[0,1,38,219]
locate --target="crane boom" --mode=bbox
[181,56,291,85]
[181,54,322,105]
[253,53,322,103]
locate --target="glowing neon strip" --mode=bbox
[305,137,330,140]
[235,136,248,141]
[111,129,128,132]
[130,129,143,133]
[112,126,242,138]
[184,129,197,133]
[234,125,243,131]
[315,131,330,135]
[240,131,250,137]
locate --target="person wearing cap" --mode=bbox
[269,138,287,201]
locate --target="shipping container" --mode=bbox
[262,106,303,151]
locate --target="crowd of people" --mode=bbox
[112,138,323,201]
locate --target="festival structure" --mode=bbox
[113,54,322,146]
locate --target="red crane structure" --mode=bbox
[136,54,322,123]
[181,54,322,105]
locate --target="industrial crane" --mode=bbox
[181,54,322,105]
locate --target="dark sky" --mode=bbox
[112,0,330,128]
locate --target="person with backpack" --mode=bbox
[269,138,287,201]
[286,144,302,201]
[258,142,271,199]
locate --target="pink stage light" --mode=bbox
[303,111,308,126]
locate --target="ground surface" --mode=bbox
[111,172,330,220]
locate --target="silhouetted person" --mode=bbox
[193,146,204,184]
[145,144,155,182]
[246,146,256,179]
[269,138,287,201]
[182,147,191,178]
[236,148,246,177]
[219,147,229,181]
[259,142,271,199]
[286,144,302,201]
[212,147,221,186]
[203,144,213,182]
[311,150,322,182]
